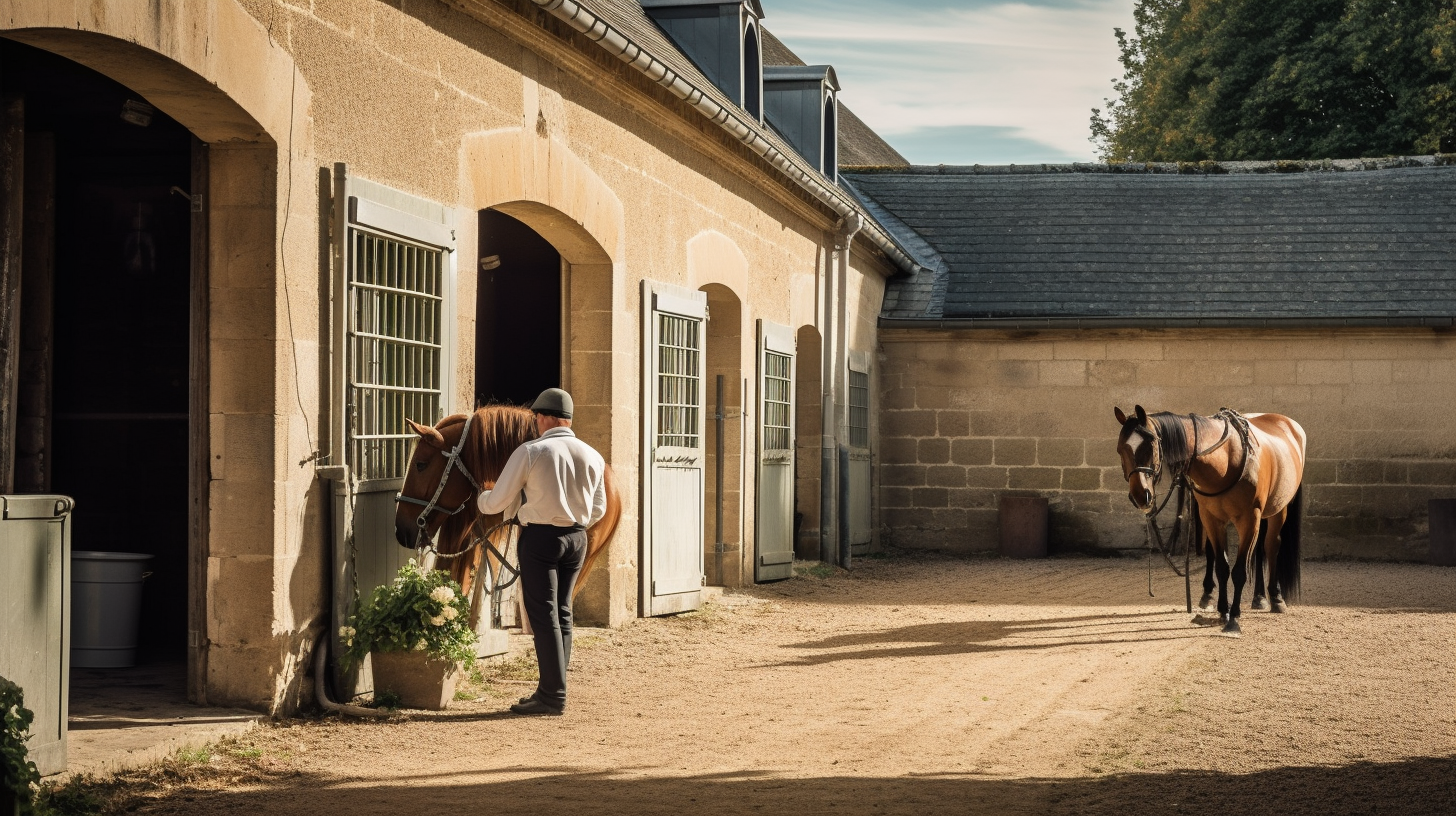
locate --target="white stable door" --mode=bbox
[755,320,796,581]
[642,281,707,616]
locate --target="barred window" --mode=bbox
[656,314,701,448]
[762,351,792,450]
[348,229,444,480]
[848,368,869,449]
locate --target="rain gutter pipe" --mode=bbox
[878,316,1456,330]
[821,213,861,567]
[526,0,920,277]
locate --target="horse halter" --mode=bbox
[394,412,484,532]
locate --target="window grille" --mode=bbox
[762,351,792,450]
[848,368,869,449]
[348,227,445,480]
[656,313,700,448]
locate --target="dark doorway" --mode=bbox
[475,210,561,406]
[4,40,193,664]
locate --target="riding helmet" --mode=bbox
[531,387,573,419]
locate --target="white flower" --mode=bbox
[441,606,458,621]
[413,640,426,651]
[339,626,356,639]
[429,586,455,604]
[429,615,446,626]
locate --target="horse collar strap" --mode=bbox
[1190,408,1254,498]
[394,412,485,524]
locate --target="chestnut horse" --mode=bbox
[392,405,622,605]
[1115,406,1305,636]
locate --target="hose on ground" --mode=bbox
[313,632,391,718]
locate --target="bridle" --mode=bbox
[394,412,485,539]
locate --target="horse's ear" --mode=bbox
[406,418,445,448]
[1134,405,1149,425]
[1114,407,1128,425]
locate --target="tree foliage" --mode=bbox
[1090,0,1456,161]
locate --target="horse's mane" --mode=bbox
[1150,411,1226,479]
[436,405,539,563]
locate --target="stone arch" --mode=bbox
[686,229,749,297]
[461,127,630,624]
[700,282,746,586]
[1,0,314,714]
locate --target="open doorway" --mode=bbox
[475,209,561,406]
[4,40,194,681]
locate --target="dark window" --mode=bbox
[743,24,762,120]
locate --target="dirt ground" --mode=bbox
[72,553,1456,815]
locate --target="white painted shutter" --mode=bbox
[755,320,795,581]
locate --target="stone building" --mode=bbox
[0,0,915,714]
[844,160,1456,562]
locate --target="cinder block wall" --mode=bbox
[878,328,1456,561]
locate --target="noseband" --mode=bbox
[394,412,484,532]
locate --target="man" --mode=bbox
[477,387,606,716]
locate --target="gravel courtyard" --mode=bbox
[73,554,1456,815]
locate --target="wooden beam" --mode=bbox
[15,131,53,493]
[0,92,24,495]
[187,137,211,705]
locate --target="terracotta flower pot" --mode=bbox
[370,651,461,710]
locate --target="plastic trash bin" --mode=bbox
[0,494,75,776]
[71,551,152,668]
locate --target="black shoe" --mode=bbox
[510,698,563,716]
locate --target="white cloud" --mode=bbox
[764,0,1134,163]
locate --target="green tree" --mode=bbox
[1090,0,1456,161]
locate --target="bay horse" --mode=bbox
[392,405,622,605]
[1114,405,1305,636]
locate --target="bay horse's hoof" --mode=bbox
[1251,596,1268,611]
[1220,619,1242,637]
[1270,599,1287,614]
[1199,593,1216,611]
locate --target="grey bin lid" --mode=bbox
[0,494,74,519]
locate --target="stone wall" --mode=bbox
[878,328,1456,561]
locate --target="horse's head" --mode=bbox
[393,415,476,549]
[1114,405,1159,514]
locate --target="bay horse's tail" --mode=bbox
[1278,484,1304,602]
[574,464,622,600]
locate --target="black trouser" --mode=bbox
[518,522,587,710]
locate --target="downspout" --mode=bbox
[821,213,861,567]
[526,0,917,276]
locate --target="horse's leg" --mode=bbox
[1200,539,1217,611]
[1224,513,1261,636]
[1263,511,1288,613]
[1250,533,1268,611]
[1201,508,1231,620]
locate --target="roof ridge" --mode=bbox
[847,155,1456,176]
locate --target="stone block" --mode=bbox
[926,465,968,488]
[947,488,998,509]
[1038,438,1085,466]
[917,438,950,464]
[1303,459,1337,484]
[1350,360,1393,385]
[1305,484,1361,515]
[881,486,913,508]
[887,409,937,437]
[881,464,927,487]
[883,388,916,410]
[1062,467,1103,491]
[1009,467,1062,490]
[915,387,952,410]
[1039,360,1088,387]
[1089,360,1136,388]
[212,340,276,414]
[209,478,277,558]
[1336,459,1383,484]
[991,360,1038,387]
[1408,460,1456,486]
[951,438,993,466]
[1053,340,1106,361]
[998,342,1054,360]
[912,487,948,508]
[881,436,917,464]
[937,411,970,438]
[883,507,937,530]
[208,555,278,645]
[1085,442,1121,468]
[965,466,1010,489]
[994,438,1036,466]
[970,411,1019,436]
[1382,462,1409,484]
[1297,360,1351,385]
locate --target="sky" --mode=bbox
[762,0,1136,165]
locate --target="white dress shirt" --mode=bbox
[477,427,607,528]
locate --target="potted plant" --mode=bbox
[1,675,40,816]
[341,561,477,710]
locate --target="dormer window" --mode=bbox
[763,65,840,181]
[643,1,765,119]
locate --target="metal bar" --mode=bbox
[348,330,442,350]
[347,280,443,301]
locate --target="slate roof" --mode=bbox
[845,160,1456,326]
[759,28,909,168]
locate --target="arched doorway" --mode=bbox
[3,38,195,676]
[700,283,742,586]
[475,209,562,406]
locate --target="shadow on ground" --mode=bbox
[112,754,1456,815]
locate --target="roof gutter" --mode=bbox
[879,316,1456,330]
[528,0,919,276]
